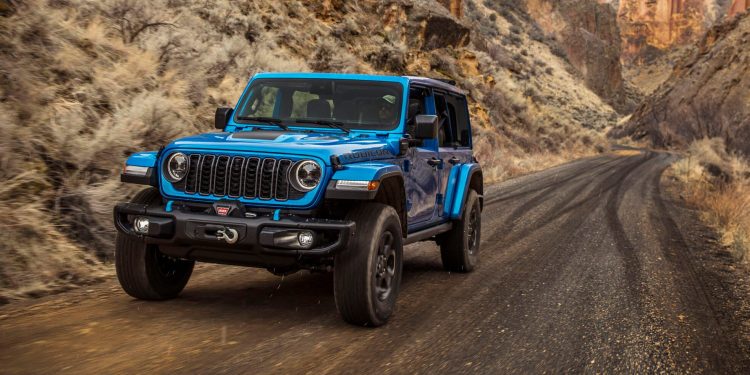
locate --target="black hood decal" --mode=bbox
[338,148,394,164]
[231,130,287,140]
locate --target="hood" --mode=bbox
[165,130,399,165]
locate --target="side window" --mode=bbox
[434,93,453,147]
[406,88,427,136]
[446,95,471,147]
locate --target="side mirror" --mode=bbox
[414,115,439,140]
[215,107,233,130]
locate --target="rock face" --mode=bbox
[611,12,750,156]
[729,0,749,18]
[416,11,470,50]
[526,0,637,112]
[618,0,738,64]
[436,0,464,18]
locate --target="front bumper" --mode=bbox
[113,202,355,267]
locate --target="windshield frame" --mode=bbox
[231,77,406,133]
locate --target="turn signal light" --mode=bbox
[336,180,379,191]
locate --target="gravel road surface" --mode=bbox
[2,151,749,374]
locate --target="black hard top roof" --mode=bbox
[404,76,466,95]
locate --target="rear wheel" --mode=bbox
[440,189,481,272]
[334,203,403,327]
[115,188,194,300]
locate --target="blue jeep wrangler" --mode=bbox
[114,73,483,326]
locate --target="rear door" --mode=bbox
[435,92,473,217]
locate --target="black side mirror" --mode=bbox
[414,115,439,140]
[215,107,233,130]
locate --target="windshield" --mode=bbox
[234,78,404,131]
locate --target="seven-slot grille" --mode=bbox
[179,154,297,201]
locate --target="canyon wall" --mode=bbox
[617,0,741,64]
[729,0,750,18]
[526,0,636,112]
[612,12,750,156]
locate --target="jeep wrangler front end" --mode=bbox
[115,73,483,327]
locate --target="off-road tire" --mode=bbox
[440,189,481,272]
[115,187,194,300]
[334,203,403,327]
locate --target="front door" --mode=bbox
[404,87,440,229]
[406,145,440,227]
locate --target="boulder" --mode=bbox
[409,6,470,51]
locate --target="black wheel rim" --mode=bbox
[467,204,479,255]
[153,249,181,280]
[374,231,396,302]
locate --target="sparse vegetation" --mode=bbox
[670,139,750,262]
[0,0,617,302]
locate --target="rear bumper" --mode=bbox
[113,202,355,267]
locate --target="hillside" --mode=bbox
[611,11,750,156]
[0,0,618,301]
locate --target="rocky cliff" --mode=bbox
[611,12,750,155]
[525,0,638,112]
[617,0,741,64]
[729,0,750,18]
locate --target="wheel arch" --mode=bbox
[449,164,483,219]
[325,164,407,237]
[372,174,407,236]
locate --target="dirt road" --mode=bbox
[2,151,749,374]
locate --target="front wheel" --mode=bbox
[115,188,194,300]
[440,189,481,272]
[334,203,403,327]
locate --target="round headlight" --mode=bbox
[290,160,322,192]
[166,153,188,182]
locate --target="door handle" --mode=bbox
[427,157,442,167]
[448,156,461,165]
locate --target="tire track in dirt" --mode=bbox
[2,151,749,374]
[328,154,654,373]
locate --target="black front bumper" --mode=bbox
[114,202,355,268]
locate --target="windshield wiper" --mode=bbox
[236,116,288,131]
[294,118,350,134]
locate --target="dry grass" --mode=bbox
[0,0,617,301]
[670,139,750,261]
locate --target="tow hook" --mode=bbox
[216,227,238,244]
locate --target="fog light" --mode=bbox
[298,230,315,248]
[133,217,150,234]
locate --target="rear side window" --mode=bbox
[436,92,471,148]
